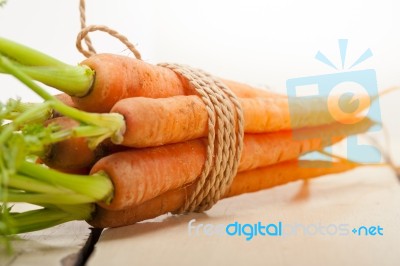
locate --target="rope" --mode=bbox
[159,63,244,213]
[76,0,244,213]
[76,0,142,59]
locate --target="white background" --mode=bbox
[1,0,399,102]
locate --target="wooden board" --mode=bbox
[87,166,400,266]
[0,207,91,266]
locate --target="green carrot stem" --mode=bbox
[13,65,93,97]
[0,37,66,67]
[72,126,112,138]
[11,209,71,226]
[12,219,70,234]
[7,99,36,113]
[6,174,69,194]
[9,204,93,234]
[15,130,72,158]
[0,102,51,143]
[3,100,52,124]
[54,203,95,218]
[12,102,51,126]
[0,56,54,101]
[0,55,125,146]
[19,161,113,203]
[46,129,73,143]
[6,192,96,205]
[0,64,94,97]
[0,37,94,96]
[4,99,38,115]
[50,101,125,146]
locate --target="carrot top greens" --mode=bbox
[0,100,114,253]
[0,37,94,97]
[0,54,126,148]
[0,54,124,252]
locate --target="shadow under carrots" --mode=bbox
[291,179,311,202]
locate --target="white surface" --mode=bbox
[88,167,400,266]
[0,218,90,266]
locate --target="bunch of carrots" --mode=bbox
[0,37,387,248]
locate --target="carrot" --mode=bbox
[71,54,283,112]
[43,105,371,169]
[113,94,375,148]
[37,86,374,169]
[41,116,128,169]
[91,118,373,211]
[34,88,376,171]
[220,79,281,99]
[35,150,90,175]
[73,54,378,115]
[41,117,100,169]
[89,159,358,228]
[54,93,76,108]
[0,45,283,113]
[225,160,356,197]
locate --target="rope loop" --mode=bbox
[77,0,141,59]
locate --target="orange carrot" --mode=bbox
[220,79,283,99]
[89,159,357,228]
[225,160,356,197]
[91,118,372,211]
[74,54,377,122]
[41,117,127,169]
[113,94,374,148]
[40,89,374,169]
[73,54,282,112]
[42,117,99,169]
[54,93,76,108]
